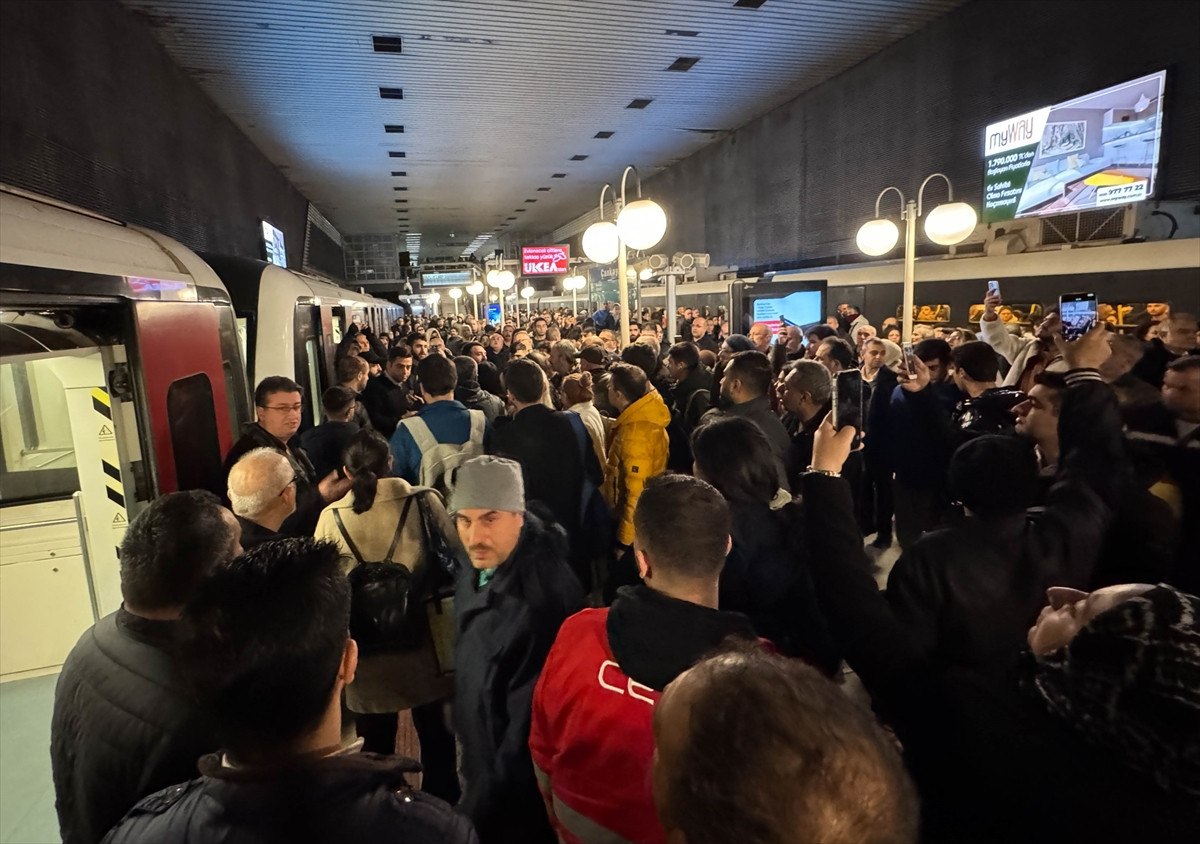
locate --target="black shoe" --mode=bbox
[869,535,892,550]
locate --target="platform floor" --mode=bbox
[0,673,59,844]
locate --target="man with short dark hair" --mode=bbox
[450,458,584,842]
[578,344,618,417]
[361,344,419,435]
[652,646,917,844]
[300,386,361,481]
[390,353,490,485]
[531,474,754,842]
[491,359,603,587]
[950,340,1026,434]
[816,336,856,375]
[665,341,713,436]
[703,351,791,487]
[224,376,348,535]
[102,538,477,844]
[454,355,505,423]
[336,354,373,430]
[52,492,240,844]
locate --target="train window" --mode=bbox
[166,373,223,495]
[235,317,249,369]
[332,315,344,346]
[216,306,251,435]
[0,358,82,503]
[303,338,322,423]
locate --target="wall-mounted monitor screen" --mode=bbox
[261,220,287,267]
[983,70,1166,223]
[732,279,827,337]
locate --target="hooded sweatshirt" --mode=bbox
[604,389,672,544]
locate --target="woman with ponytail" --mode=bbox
[314,428,462,801]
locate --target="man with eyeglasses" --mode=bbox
[223,376,349,535]
[226,448,297,549]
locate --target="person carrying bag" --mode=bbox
[313,429,463,803]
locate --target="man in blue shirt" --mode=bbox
[390,354,492,483]
[593,302,615,331]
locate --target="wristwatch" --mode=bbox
[805,466,841,478]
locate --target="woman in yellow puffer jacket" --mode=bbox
[603,362,672,545]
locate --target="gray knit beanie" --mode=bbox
[449,455,526,514]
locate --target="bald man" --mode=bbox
[227,447,297,548]
[748,322,772,355]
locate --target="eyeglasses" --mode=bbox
[280,475,298,496]
[262,403,303,413]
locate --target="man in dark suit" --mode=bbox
[360,344,419,436]
[490,359,603,590]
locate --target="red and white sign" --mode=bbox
[521,245,570,275]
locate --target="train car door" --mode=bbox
[131,300,233,496]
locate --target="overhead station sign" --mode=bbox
[521,245,570,275]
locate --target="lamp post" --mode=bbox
[428,290,441,317]
[856,174,977,341]
[581,165,667,347]
[465,280,484,319]
[486,263,516,326]
[563,272,586,314]
[448,287,462,317]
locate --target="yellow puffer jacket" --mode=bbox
[604,388,672,544]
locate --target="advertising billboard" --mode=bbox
[261,220,287,268]
[521,245,570,275]
[983,70,1166,223]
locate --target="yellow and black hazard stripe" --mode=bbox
[91,387,129,559]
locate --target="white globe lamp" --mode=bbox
[495,269,516,290]
[465,280,484,296]
[520,285,534,300]
[924,201,978,246]
[486,269,500,285]
[856,218,900,257]
[616,198,667,251]
[582,221,620,264]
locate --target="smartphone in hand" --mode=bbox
[833,369,864,447]
[1059,292,1097,342]
[987,279,1001,298]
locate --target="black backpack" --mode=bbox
[335,498,425,655]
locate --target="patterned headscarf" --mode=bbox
[1029,585,1200,796]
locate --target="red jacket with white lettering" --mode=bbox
[529,608,665,844]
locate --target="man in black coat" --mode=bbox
[52,491,239,844]
[490,360,603,590]
[223,376,349,536]
[102,538,477,844]
[360,344,420,436]
[449,457,585,843]
[299,386,361,482]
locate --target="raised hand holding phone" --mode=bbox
[899,354,931,392]
[982,280,1002,321]
[1053,322,1111,370]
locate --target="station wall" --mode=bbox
[0,0,309,268]
[592,0,1200,273]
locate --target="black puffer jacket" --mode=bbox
[453,513,584,843]
[102,752,478,844]
[719,500,840,675]
[52,609,215,844]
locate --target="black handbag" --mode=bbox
[335,498,423,654]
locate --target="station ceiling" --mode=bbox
[119,0,963,261]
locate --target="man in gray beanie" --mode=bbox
[449,456,584,843]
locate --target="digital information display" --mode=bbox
[261,220,287,268]
[983,70,1166,223]
[750,290,824,335]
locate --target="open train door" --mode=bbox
[130,296,236,497]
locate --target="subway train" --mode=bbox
[528,236,1200,336]
[0,185,397,680]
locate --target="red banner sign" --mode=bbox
[521,245,570,275]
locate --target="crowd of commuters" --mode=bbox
[49,287,1199,842]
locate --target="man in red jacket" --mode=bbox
[529,474,757,843]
